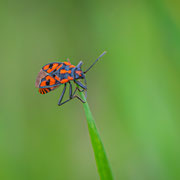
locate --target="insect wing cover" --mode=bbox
[42,62,62,74]
[35,69,47,88]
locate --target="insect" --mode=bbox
[35,51,106,106]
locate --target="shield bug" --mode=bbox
[35,51,106,106]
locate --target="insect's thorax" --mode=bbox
[53,62,84,83]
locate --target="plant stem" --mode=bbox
[79,91,114,180]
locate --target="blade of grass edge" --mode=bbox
[79,91,114,180]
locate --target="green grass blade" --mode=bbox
[79,91,114,180]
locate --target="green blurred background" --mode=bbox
[0,0,180,179]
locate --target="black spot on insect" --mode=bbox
[49,64,53,68]
[46,79,50,86]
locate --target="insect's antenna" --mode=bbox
[83,51,107,74]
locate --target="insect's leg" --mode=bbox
[69,82,73,99]
[74,80,87,99]
[69,86,86,103]
[58,83,80,106]
[76,87,84,92]
[72,86,85,95]
[74,80,87,90]
[58,83,68,106]
[72,87,78,96]
[58,82,87,106]
[75,86,87,99]
[76,87,87,100]
[73,95,86,103]
[72,87,86,104]
[83,77,87,99]
[59,90,85,106]
[58,98,72,106]
[60,91,86,105]
[58,96,74,106]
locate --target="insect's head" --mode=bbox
[74,61,85,79]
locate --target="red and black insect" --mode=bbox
[35,51,106,106]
